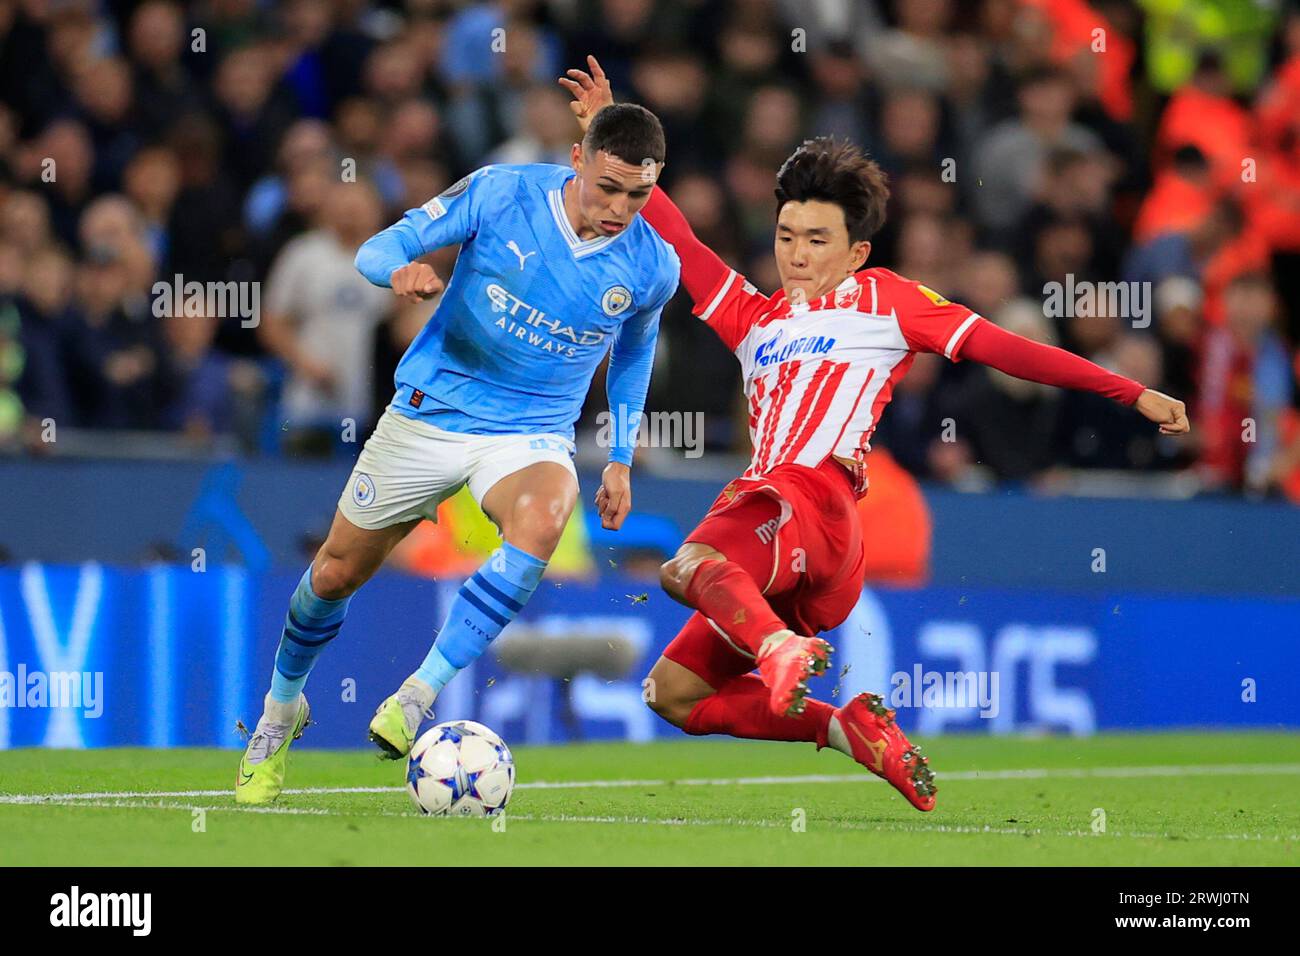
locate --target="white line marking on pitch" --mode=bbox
[1,762,1298,806]
[7,798,1297,843]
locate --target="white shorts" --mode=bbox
[336,409,578,531]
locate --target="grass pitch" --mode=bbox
[1,733,1296,866]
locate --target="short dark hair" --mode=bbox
[583,103,666,166]
[774,137,890,243]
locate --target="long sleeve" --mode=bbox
[354,224,427,287]
[605,303,664,466]
[640,186,731,307]
[640,186,770,352]
[354,167,494,286]
[960,319,1146,405]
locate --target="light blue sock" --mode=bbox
[269,565,351,703]
[414,543,547,694]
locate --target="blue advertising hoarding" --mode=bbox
[0,564,1296,750]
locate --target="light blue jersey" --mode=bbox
[355,163,680,464]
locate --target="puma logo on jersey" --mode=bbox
[506,240,536,270]
[754,517,780,544]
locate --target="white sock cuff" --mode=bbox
[263,692,301,725]
[825,714,851,756]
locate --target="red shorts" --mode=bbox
[663,458,867,689]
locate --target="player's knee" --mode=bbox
[644,662,699,728]
[504,497,569,559]
[658,557,685,601]
[660,546,725,604]
[644,677,693,729]
[644,686,671,721]
[659,552,704,602]
[311,555,368,600]
[506,518,564,559]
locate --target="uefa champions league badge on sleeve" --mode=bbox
[421,174,473,221]
[352,473,377,508]
[602,285,633,316]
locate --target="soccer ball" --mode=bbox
[405,719,515,817]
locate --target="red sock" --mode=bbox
[684,674,832,746]
[683,559,787,656]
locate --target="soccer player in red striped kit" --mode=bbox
[563,58,1190,811]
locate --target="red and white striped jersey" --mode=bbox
[695,267,984,496]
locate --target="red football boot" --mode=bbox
[833,692,937,812]
[755,629,832,717]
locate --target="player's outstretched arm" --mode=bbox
[355,227,445,303]
[638,188,734,308]
[559,56,731,308]
[959,319,1190,434]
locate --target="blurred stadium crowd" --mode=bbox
[2,0,1300,500]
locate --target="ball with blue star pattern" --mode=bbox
[405,719,515,817]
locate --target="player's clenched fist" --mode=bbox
[1135,388,1191,436]
[595,461,632,531]
[390,262,444,304]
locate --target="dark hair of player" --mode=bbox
[774,137,891,244]
[583,103,666,166]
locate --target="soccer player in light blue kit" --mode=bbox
[236,105,680,803]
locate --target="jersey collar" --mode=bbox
[548,173,631,260]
